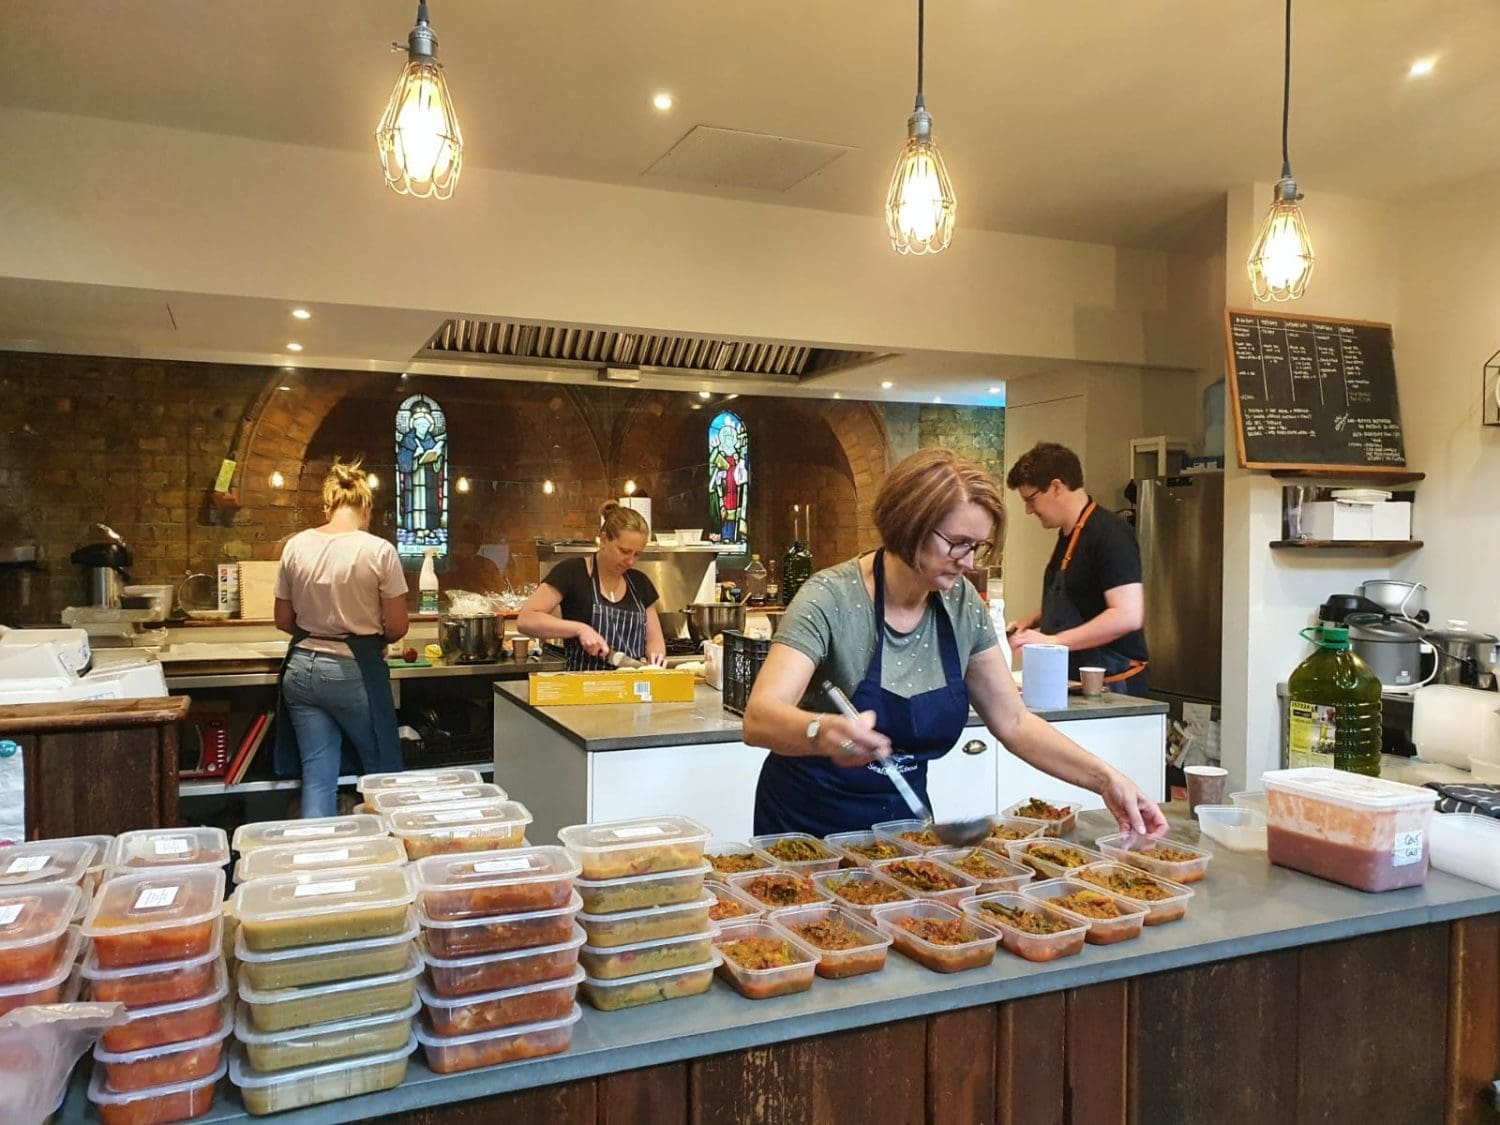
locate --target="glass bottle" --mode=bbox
[745,555,767,606]
[764,558,781,607]
[1286,624,1383,776]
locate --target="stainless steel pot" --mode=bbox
[439,613,504,664]
[1425,620,1500,688]
[687,602,746,645]
[1347,613,1429,690]
[657,609,690,641]
[1358,579,1427,621]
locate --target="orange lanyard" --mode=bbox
[1058,500,1097,573]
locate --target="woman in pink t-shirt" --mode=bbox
[273,460,409,817]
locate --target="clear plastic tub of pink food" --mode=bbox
[233,835,408,884]
[871,819,948,852]
[1262,766,1436,892]
[746,833,842,875]
[1005,839,1107,880]
[104,827,229,874]
[868,899,999,973]
[93,1004,232,1093]
[356,766,483,795]
[706,880,767,927]
[87,1058,226,1125]
[413,845,580,920]
[823,830,921,868]
[231,814,387,855]
[417,966,584,1036]
[704,839,775,878]
[809,868,913,919]
[1093,833,1212,884]
[0,926,82,1016]
[558,815,711,880]
[415,1004,581,1073]
[927,846,1032,894]
[712,919,821,998]
[767,903,891,979]
[1000,799,1079,836]
[368,782,510,816]
[868,856,978,905]
[0,840,94,889]
[82,868,225,969]
[961,892,1088,962]
[0,882,80,986]
[1021,878,1147,945]
[1074,862,1193,925]
[579,951,721,1011]
[419,926,586,997]
[577,891,713,948]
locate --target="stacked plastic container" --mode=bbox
[411,845,585,1072]
[376,783,534,861]
[559,815,720,1012]
[352,767,484,816]
[80,827,232,1125]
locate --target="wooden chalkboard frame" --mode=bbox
[1223,307,1407,473]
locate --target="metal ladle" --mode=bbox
[822,681,992,848]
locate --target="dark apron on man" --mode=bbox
[273,630,402,778]
[1040,501,1149,698]
[753,550,972,837]
[565,554,647,672]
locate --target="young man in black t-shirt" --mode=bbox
[1005,443,1150,696]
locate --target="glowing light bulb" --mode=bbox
[367,473,381,490]
[291,308,312,320]
[456,475,470,493]
[1248,179,1315,302]
[376,6,463,200]
[624,480,638,495]
[887,136,955,253]
[268,471,285,489]
[542,479,555,495]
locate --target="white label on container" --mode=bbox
[472,857,533,875]
[414,789,473,802]
[134,886,179,910]
[0,904,24,926]
[608,825,668,840]
[152,838,191,856]
[292,879,358,899]
[1393,830,1424,867]
[292,848,351,866]
[279,825,337,839]
[6,856,49,874]
[429,810,482,825]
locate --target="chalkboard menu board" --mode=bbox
[1224,309,1406,470]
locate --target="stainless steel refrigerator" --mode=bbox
[1134,473,1224,705]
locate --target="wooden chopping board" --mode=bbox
[237,561,281,621]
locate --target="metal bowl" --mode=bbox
[688,603,746,645]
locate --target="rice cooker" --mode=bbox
[1346,613,1431,692]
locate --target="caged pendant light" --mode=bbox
[1247,0,1314,301]
[375,1,464,200]
[885,0,956,255]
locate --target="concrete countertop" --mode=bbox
[57,809,1500,1125]
[494,681,1167,752]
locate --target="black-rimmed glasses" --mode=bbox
[932,528,995,563]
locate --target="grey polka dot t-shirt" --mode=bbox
[773,556,999,709]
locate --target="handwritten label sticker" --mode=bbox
[0,904,24,926]
[1392,830,1424,867]
[472,857,533,875]
[134,886,179,911]
[153,838,192,857]
[292,879,358,899]
[6,856,49,874]
[608,825,668,841]
[280,825,338,839]
[292,848,351,866]
[414,789,475,802]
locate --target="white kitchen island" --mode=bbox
[493,682,1167,842]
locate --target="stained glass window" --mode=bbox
[708,411,748,545]
[395,393,449,559]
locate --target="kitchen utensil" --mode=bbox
[687,602,746,645]
[1358,579,1428,623]
[1424,620,1500,688]
[822,681,991,848]
[1346,613,1434,692]
[438,613,504,664]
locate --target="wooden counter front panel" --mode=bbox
[18,716,181,838]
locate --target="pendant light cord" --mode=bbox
[915,0,926,108]
[1280,0,1292,178]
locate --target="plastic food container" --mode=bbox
[983,816,1051,845]
[87,1059,225,1125]
[1000,799,1079,837]
[824,830,921,868]
[1006,839,1108,880]
[232,866,416,951]
[82,919,223,1006]
[574,861,711,915]
[868,900,1000,973]
[356,766,483,795]
[580,952,720,1010]
[417,966,583,1035]
[927,846,1032,894]
[712,919,821,998]
[558,815,711,880]
[228,1035,417,1114]
[1428,813,1500,889]
[767,903,891,979]
[1021,878,1147,945]
[94,1005,231,1092]
[234,997,419,1073]
[0,839,94,888]
[416,891,582,958]
[747,832,843,874]
[1194,805,1268,852]
[388,800,533,860]
[707,880,768,926]
[233,835,408,884]
[704,839,775,877]
[368,782,510,816]
[809,868,913,919]
[1094,832,1212,884]
[578,928,715,981]
[233,914,417,990]
[231,814,387,855]
[101,965,229,1053]
[104,827,229,873]
[413,845,579,920]
[1262,767,1437,892]
[961,892,1088,962]
[577,891,713,948]
[0,926,82,1016]
[419,926,586,997]
[869,856,979,905]
[0,882,79,985]
[237,948,421,1032]
[56,833,113,897]
[416,1004,581,1073]
[1075,862,1193,925]
[871,819,948,852]
[1229,789,1269,814]
[725,867,830,910]
[83,868,225,969]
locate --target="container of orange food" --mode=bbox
[86,1059,225,1125]
[413,845,580,921]
[100,963,229,1053]
[417,965,584,1036]
[415,1004,581,1073]
[82,918,224,1006]
[82,868,225,969]
[387,800,533,860]
[418,927,585,998]
[93,1005,232,1093]
[0,882,79,986]
[0,926,82,1016]
[416,892,583,958]
[104,827,229,874]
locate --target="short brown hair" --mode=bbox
[872,448,1006,567]
[322,458,373,513]
[599,500,649,541]
[1006,442,1083,492]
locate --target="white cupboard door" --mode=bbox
[994,715,1166,813]
[588,742,768,842]
[924,731,1000,822]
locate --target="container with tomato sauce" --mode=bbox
[418,926,585,998]
[82,868,225,969]
[413,845,580,921]
[105,827,229,875]
[0,926,82,1016]
[0,882,79,986]
[93,1005,232,1093]
[82,919,224,1006]
[387,800,533,860]
[416,891,583,958]
[415,1004,582,1073]
[0,838,94,889]
[417,965,584,1035]
[86,1059,226,1125]
[101,964,229,1053]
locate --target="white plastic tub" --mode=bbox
[1427,813,1500,889]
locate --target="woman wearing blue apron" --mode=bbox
[743,449,1167,839]
[517,502,667,669]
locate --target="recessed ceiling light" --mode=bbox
[932,396,942,404]
[697,390,711,400]
[1408,57,1436,77]
[880,380,894,390]
[291,308,312,320]
[277,384,291,392]
[987,386,1001,394]
[285,342,303,352]
[690,403,702,411]
[833,392,842,399]
[652,92,674,111]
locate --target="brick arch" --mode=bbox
[822,401,893,551]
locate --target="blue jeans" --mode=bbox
[281,648,376,818]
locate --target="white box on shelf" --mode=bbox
[1301,501,1372,540]
[1370,501,1412,541]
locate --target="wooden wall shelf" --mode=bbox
[1270,539,1423,553]
[1270,469,1425,484]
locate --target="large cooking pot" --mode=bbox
[1358,579,1428,623]
[687,603,746,645]
[1424,620,1500,688]
[1347,613,1433,692]
[657,609,690,641]
[439,613,504,664]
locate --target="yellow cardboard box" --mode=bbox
[528,668,696,706]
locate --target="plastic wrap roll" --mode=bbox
[1021,644,1069,711]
